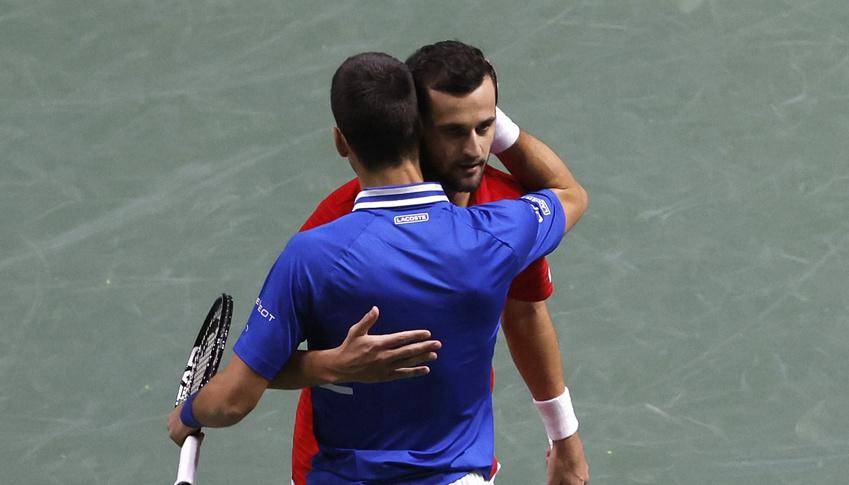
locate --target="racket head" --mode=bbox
[174,293,233,407]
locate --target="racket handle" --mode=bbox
[174,434,201,485]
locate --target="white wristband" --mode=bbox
[491,106,520,154]
[533,387,579,441]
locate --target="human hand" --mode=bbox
[328,306,441,384]
[546,433,589,484]
[167,404,201,446]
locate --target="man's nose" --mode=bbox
[462,133,484,159]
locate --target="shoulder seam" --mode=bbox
[312,213,379,306]
[452,204,523,265]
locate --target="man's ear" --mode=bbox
[333,127,349,158]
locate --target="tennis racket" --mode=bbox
[173,293,233,485]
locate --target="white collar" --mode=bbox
[353,182,449,211]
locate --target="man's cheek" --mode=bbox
[482,139,494,156]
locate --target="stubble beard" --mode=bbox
[421,148,486,194]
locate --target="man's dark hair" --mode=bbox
[405,40,498,116]
[331,52,420,170]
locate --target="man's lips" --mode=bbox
[457,161,484,173]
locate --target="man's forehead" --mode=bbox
[425,78,496,124]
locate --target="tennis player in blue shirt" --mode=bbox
[168,51,588,484]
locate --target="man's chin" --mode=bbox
[444,166,485,193]
[444,174,483,193]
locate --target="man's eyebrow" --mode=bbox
[436,117,496,130]
[436,122,469,130]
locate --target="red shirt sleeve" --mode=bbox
[471,166,555,301]
[299,178,360,232]
[507,257,554,301]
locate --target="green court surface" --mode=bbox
[2,1,848,483]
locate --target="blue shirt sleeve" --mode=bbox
[233,239,309,381]
[469,189,566,273]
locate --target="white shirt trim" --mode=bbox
[353,195,449,211]
[354,183,444,201]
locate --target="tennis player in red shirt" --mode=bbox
[273,41,589,485]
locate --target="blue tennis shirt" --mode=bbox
[234,182,566,484]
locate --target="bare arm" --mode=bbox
[502,299,589,484]
[167,354,269,445]
[497,130,588,232]
[268,307,441,389]
[501,299,565,400]
[269,350,338,389]
[190,355,268,426]
[496,121,589,483]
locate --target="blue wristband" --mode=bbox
[180,393,204,429]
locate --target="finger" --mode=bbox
[172,431,187,447]
[349,306,379,337]
[385,366,431,381]
[384,341,441,363]
[377,330,436,349]
[389,351,438,370]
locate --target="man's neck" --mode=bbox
[357,159,424,189]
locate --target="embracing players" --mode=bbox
[272,41,590,485]
[169,43,589,484]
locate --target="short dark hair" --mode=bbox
[405,40,498,115]
[330,52,420,170]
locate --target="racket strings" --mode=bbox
[189,317,224,394]
[176,296,232,404]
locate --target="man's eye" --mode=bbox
[476,125,491,135]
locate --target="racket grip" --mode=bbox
[174,434,201,485]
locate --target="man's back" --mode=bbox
[290,166,556,483]
[234,182,565,483]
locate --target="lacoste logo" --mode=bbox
[394,213,429,225]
